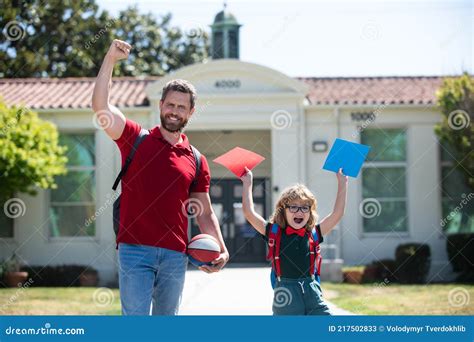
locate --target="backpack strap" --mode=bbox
[309,230,316,280]
[189,145,202,193]
[274,227,283,281]
[268,225,322,284]
[310,227,323,278]
[112,128,149,191]
[266,223,279,261]
[266,224,282,281]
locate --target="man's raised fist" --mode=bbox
[106,39,131,63]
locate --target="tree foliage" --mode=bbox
[435,73,474,191]
[0,99,68,201]
[0,1,210,77]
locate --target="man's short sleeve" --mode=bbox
[113,118,141,165]
[190,154,211,193]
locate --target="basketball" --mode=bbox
[187,234,221,267]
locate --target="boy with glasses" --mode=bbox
[239,167,348,315]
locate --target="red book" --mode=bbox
[213,147,265,177]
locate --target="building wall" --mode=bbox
[0,60,455,284]
[1,103,454,284]
[305,105,451,280]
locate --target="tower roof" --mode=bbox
[212,9,240,26]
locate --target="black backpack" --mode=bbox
[112,128,202,237]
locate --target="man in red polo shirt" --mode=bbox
[92,39,229,315]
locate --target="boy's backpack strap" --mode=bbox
[266,223,279,261]
[270,269,277,289]
[112,128,149,191]
[273,227,283,281]
[266,224,282,283]
[309,230,316,279]
[310,227,322,278]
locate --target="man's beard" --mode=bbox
[160,113,189,133]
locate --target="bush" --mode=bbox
[0,101,67,202]
[395,243,431,284]
[447,233,474,283]
[17,265,97,287]
[362,259,397,283]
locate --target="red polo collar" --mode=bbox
[150,125,191,150]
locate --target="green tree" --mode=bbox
[0,100,68,202]
[113,6,210,76]
[0,0,114,77]
[0,1,210,78]
[435,73,474,191]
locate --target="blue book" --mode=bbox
[322,138,371,178]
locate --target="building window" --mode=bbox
[361,128,408,233]
[440,142,474,233]
[212,31,224,59]
[228,30,238,58]
[49,133,96,237]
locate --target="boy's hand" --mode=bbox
[240,167,253,187]
[336,168,348,185]
[106,39,131,63]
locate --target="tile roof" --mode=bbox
[0,77,157,109]
[0,75,447,109]
[299,76,444,105]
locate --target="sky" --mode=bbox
[96,0,473,77]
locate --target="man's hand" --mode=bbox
[198,251,229,274]
[106,39,131,63]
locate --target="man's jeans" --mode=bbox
[118,243,188,315]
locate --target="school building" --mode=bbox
[0,9,470,285]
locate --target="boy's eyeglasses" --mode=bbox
[285,205,310,213]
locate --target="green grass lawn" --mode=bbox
[322,282,474,315]
[0,287,121,315]
[0,284,472,315]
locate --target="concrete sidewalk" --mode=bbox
[179,267,353,315]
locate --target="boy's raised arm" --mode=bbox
[319,168,348,235]
[240,167,266,235]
